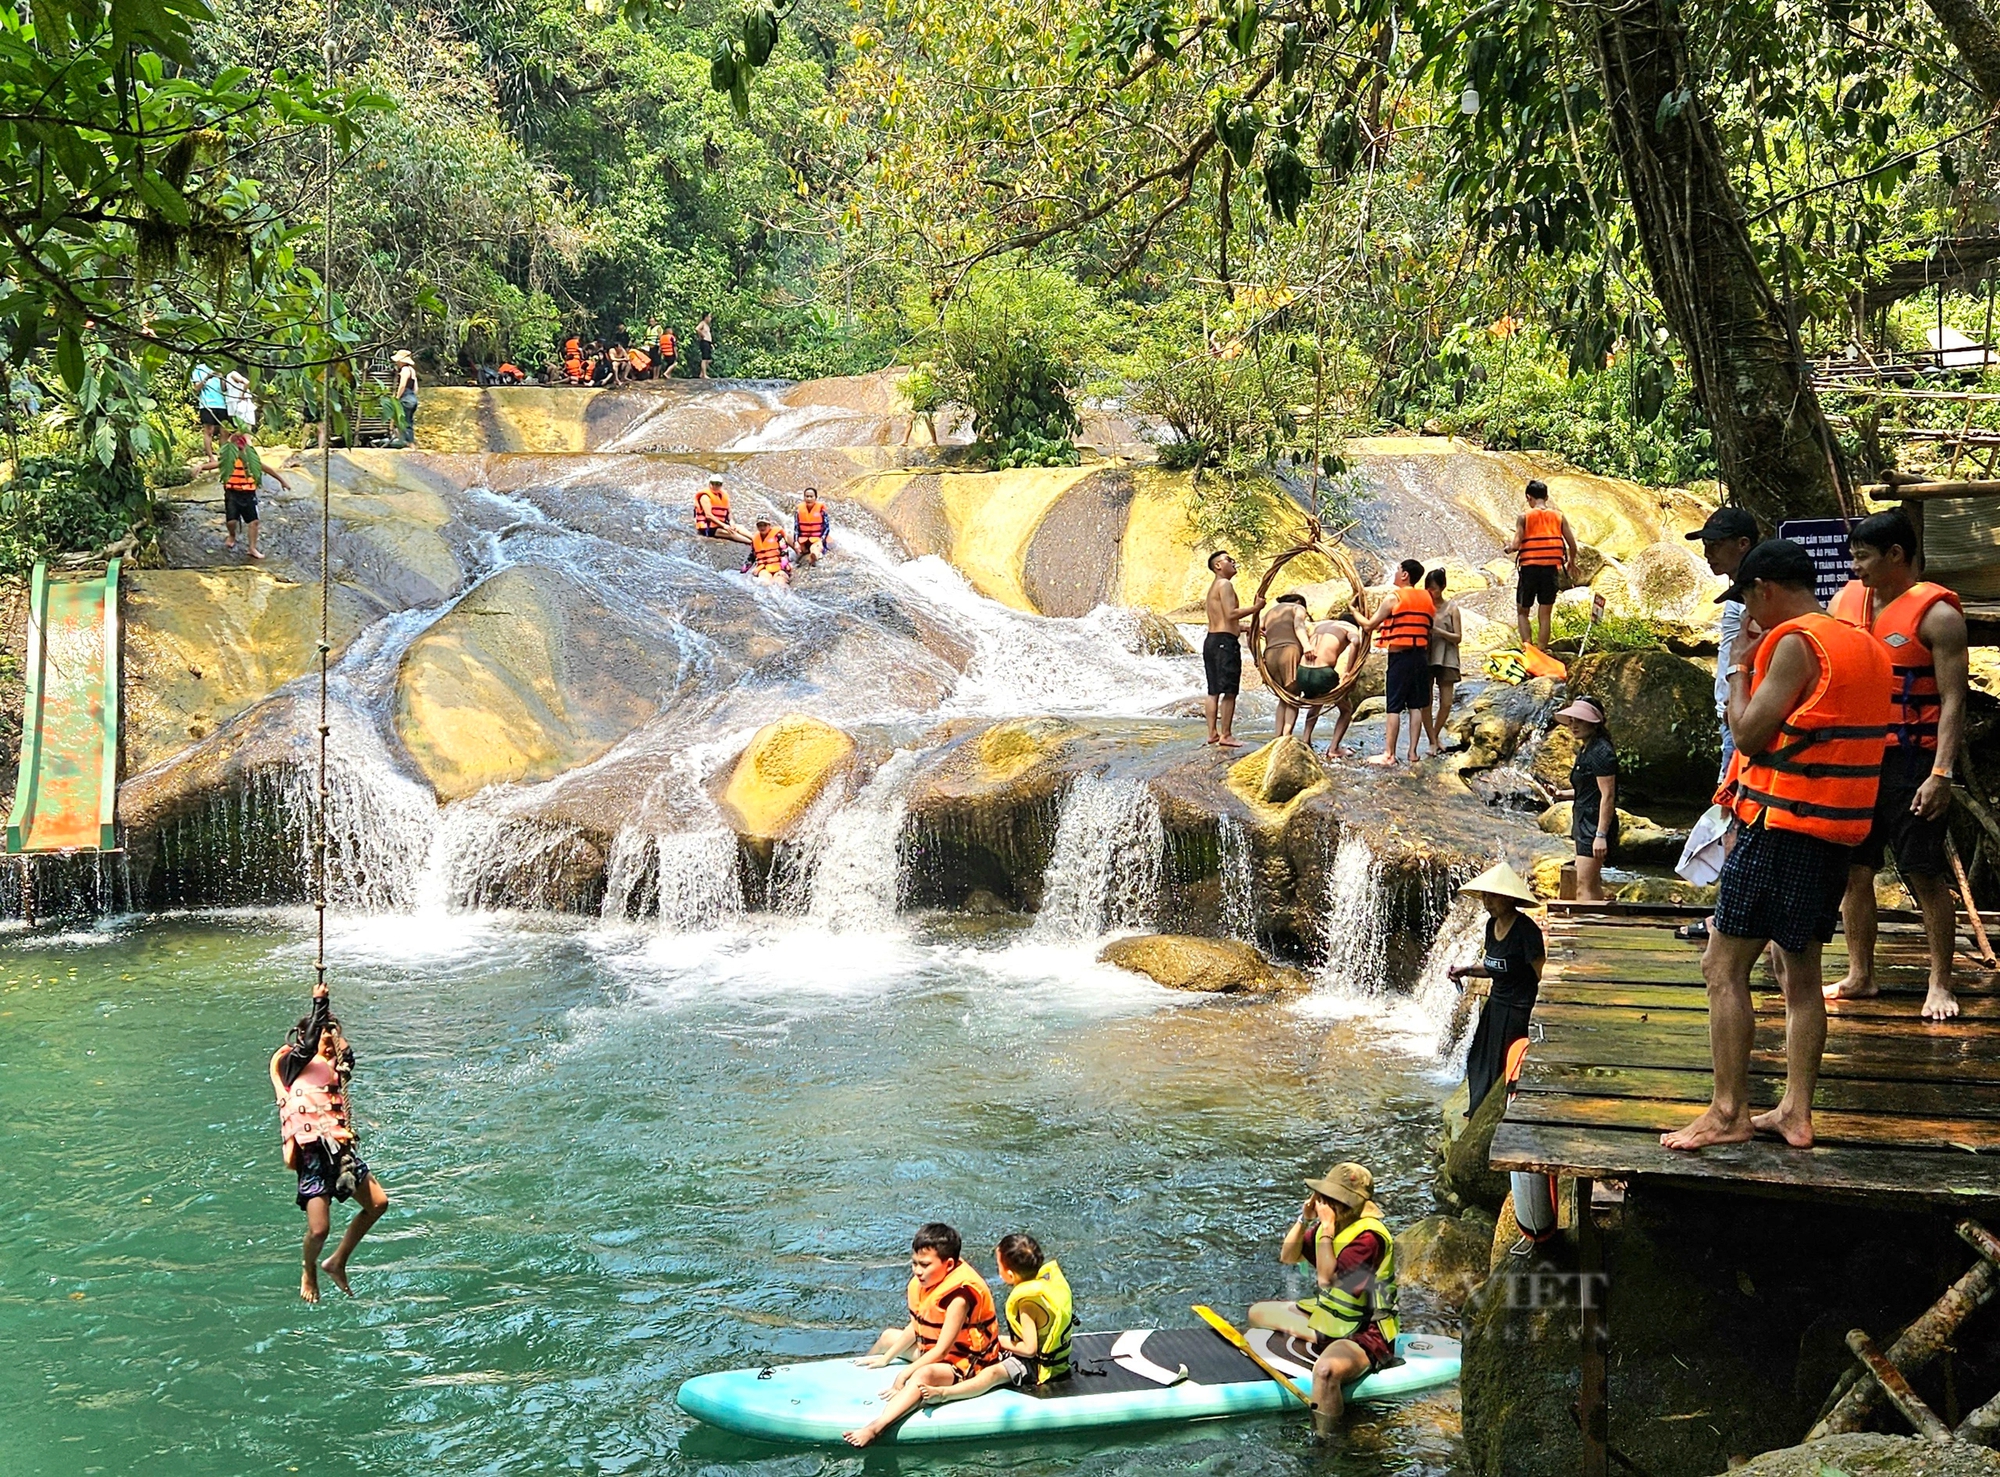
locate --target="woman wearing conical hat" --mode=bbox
[1447,863,1546,1117]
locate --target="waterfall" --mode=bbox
[1031,776,1164,942]
[1318,831,1389,996]
[1217,813,1257,942]
[806,751,919,931]
[1412,894,1488,1068]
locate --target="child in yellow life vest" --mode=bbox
[920,1232,1074,1408]
[843,1222,1001,1447]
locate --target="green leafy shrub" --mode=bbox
[1552,602,1675,652]
[0,457,144,573]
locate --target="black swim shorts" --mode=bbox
[1712,821,1851,954]
[224,489,259,524]
[1853,754,1950,878]
[1385,647,1430,714]
[1204,632,1242,697]
[295,1142,370,1209]
[198,406,229,428]
[1516,565,1560,609]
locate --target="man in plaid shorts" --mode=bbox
[1663,540,1891,1153]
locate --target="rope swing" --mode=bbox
[1243,517,1374,710]
[313,0,335,990]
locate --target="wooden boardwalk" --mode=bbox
[1489,905,2000,1202]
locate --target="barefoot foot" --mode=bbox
[1822,975,1878,1002]
[1661,1106,1754,1151]
[300,1266,320,1303]
[1365,753,1397,767]
[842,1425,883,1449]
[319,1257,352,1297]
[1217,737,1243,748]
[1750,1106,1815,1148]
[1923,985,1961,1022]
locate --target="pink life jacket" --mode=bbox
[278,1053,351,1155]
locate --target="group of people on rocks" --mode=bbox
[557,316,715,386]
[692,471,832,587]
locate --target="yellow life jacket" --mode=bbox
[1004,1259,1074,1384]
[1297,1215,1399,1344]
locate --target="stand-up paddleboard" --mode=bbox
[676,1327,1460,1445]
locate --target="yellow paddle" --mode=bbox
[1191,1304,1311,1406]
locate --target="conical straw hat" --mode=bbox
[1460,862,1539,906]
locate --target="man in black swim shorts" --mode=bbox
[1203,551,1262,747]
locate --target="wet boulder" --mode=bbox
[1566,649,1721,801]
[715,714,859,844]
[1536,803,1688,864]
[1400,1211,1498,1310]
[1129,609,1194,657]
[1097,934,1307,993]
[1226,736,1329,811]
[1448,677,1561,772]
[1733,1435,2000,1477]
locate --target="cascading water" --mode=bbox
[805,750,920,931]
[1031,776,1164,942]
[1318,831,1390,997]
[1217,813,1257,942]
[1410,894,1489,1068]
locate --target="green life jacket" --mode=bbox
[1005,1259,1074,1383]
[1297,1216,1399,1344]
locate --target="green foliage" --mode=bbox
[1553,603,1677,654]
[909,266,1107,467]
[0,457,145,573]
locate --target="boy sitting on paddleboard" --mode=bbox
[843,1223,1002,1447]
[919,1232,1073,1408]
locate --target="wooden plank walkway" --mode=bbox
[1488,911,2000,1203]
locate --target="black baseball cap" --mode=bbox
[1685,506,1759,544]
[1716,538,1817,604]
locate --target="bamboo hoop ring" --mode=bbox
[1245,533,1374,709]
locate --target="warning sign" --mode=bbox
[1777,518,1855,605]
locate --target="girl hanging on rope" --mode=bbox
[270,981,389,1302]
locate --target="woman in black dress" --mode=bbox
[1448,862,1547,1116]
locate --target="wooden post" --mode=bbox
[1947,839,1998,967]
[1846,1330,1953,1442]
[1578,1176,1608,1477]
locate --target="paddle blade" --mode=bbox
[1192,1305,1311,1405]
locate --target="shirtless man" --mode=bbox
[1204,551,1263,747]
[1299,615,1363,757]
[1263,593,1311,737]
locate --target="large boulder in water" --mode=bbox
[1098,934,1307,992]
[1733,1436,2000,1477]
[715,714,858,843]
[1399,1211,1497,1311]
[1448,677,1561,771]
[1226,736,1329,812]
[1536,802,1687,863]
[1567,649,1721,800]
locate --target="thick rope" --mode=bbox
[314,0,334,990]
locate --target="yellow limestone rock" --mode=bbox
[718,715,857,840]
[122,570,372,775]
[1225,736,1330,816]
[1097,934,1307,993]
[973,717,1077,786]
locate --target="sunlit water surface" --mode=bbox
[0,910,1460,1476]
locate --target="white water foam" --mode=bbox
[1316,831,1389,997]
[806,750,920,931]
[1031,776,1164,943]
[1217,814,1257,941]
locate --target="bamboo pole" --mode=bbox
[1810,1221,2000,1437]
[1948,839,1998,968]
[1845,1331,1953,1443]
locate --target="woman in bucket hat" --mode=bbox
[1248,1162,1400,1437]
[1447,863,1546,1117]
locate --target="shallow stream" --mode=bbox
[0,908,1463,1476]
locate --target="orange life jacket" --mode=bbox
[1519,506,1567,567]
[1829,578,1963,753]
[1380,587,1435,650]
[627,349,651,373]
[796,500,827,540]
[907,1261,1000,1377]
[660,332,676,358]
[223,444,258,493]
[695,487,730,533]
[497,362,522,381]
[750,526,786,570]
[276,1053,351,1157]
[1714,611,1892,845]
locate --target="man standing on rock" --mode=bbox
[1359,559,1434,766]
[1504,479,1578,652]
[1826,510,1970,1021]
[1204,551,1263,748]
[1663,540,1890,1152]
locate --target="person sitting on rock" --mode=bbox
[794,488,831,566]
[1298,610,1364,758]
[1248,1163,1399,1439]
[744,515,797,587]
[695,474,752,547]
[1263,592,1310,738]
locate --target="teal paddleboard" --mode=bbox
[676,1327,1461,1445]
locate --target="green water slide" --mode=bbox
[6,560,120,854]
